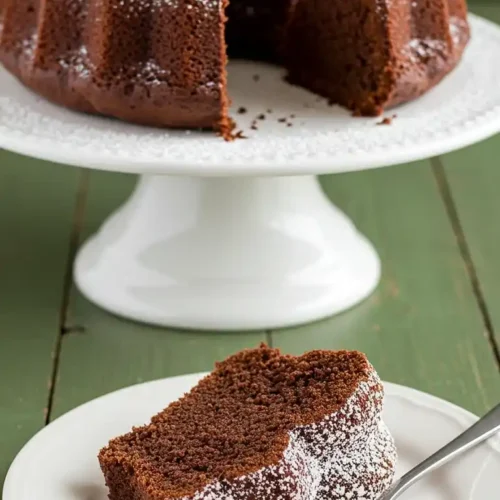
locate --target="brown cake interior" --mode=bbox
[284,0,393,116]
[99,346,372,499]
[225,0,293,62]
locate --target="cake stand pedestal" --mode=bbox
[74,175,380,330]
[1,14,500,330]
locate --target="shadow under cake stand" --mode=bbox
[1,14,500,331]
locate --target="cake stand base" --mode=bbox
[74,175,380,331]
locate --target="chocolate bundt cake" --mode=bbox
[0,0,469,138]
[99,345,397,500]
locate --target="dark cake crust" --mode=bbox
[98,346,396,500]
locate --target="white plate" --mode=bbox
[3,375,500,500]
[1,14,500,175]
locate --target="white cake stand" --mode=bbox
[1,14,500,331]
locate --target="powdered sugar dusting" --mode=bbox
[450,16,470,47]
[59,47,175,86]
[184,368,397,500]
[403,17,469,63]
[109,0,220,12]
[405,37,447,61]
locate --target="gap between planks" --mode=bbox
[45,170,90,425]
[431,156,500,372]
[265,331,273,348]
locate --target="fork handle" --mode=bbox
[385,402,500,499]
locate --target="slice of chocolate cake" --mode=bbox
[99,345,397,500]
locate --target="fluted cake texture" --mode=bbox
[0,0,469,137]
[98,345,397,500]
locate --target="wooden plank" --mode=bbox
[440,1,500,351]
[50,171,267,419]
[0,150,79,487]
[440,135,500,354]
[272,161,500,415]
[469,2,499,17]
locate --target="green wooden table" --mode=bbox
[2,1,500,491]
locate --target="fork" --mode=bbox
[379,402,500,499]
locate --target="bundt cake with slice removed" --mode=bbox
[0,0,469,139]
[98,345,397,500]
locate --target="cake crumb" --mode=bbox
[237,107,247,115]
[253,74,260,82]
[377,117,392,126]
[278,117,287,123]
[234,130,247,139]
[223,128,247,141]
[377,114,397,126]
[257,113,266,120]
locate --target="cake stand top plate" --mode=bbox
[1,14,499,177]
